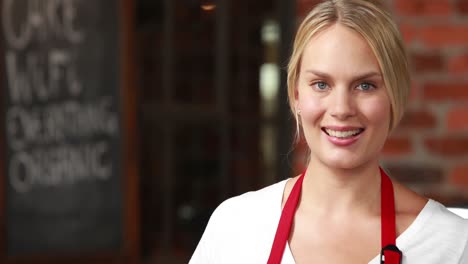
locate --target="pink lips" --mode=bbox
[322,126,364,147]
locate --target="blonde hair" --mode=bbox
[288,0,410,134]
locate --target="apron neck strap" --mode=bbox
[267,172,304,263]
[380,167,402,264]
[267,167,402,264]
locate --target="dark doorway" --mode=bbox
[135,0,295,262]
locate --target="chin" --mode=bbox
[320,155,366,170]
[325,161,360,170]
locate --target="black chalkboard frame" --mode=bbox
[0,0,140,263]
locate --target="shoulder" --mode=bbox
[423,199,468,235]
[199,179,289,239]
[392,180,468,262]
[211,179,288,223]
[403,199,468,262]
[189,180,288,264]
[425,200,468,260]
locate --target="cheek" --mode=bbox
[297,96,323,120]
[362,97,391,127]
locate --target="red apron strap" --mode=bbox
[267,168,401,264]
[267,172,305,264]
[380,168,402,264]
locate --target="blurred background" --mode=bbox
[137,0,294,262]
[137,0,468,262]
[1,0,468,263]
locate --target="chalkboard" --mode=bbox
[0,0,129,256]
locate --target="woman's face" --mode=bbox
[296,24,391,170]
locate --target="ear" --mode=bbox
[294,84,299,100]
[294,86,300,112]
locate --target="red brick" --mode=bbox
[399,23,418,44]
[410,52,444,73]
[425,136,468,156]
[423,83,468,101]
[424,191,468,206]
[420,25,468,48]
[447,106,468,131]
[409,81,421,102]
[399,110,437,129]
[456,0,468,14]
[449,164,468,189]
[394,0,453,16]
[448,53,468,75]
[382,137,412,156]
[385,163,443,183]
[297,0,322,17]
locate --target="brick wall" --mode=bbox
[296,0,468,205]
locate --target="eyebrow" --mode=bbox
[304,69,382,81]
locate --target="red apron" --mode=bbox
[267,167,402,264]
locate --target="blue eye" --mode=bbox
[357,82,375,91]
[314,81,328,90]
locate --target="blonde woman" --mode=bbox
[190,0,468,263]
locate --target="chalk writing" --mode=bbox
[6,49,82,104]
[10,142,112,193]
[7,98,118,151]
[2,0,83,50]
[3,0,119,193]
[2,0,124,253]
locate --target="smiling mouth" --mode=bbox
[322,128,365,138]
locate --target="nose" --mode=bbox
[329,88,356,120]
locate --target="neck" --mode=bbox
[300,160,381,218]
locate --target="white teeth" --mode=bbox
[325,129,362,138]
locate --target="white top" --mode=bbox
[189,179,468,264]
